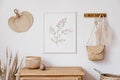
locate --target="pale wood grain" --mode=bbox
[16,67,84,80]
[20,77,78,80]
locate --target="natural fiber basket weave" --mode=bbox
[86,44,105,61]
[100,73,120,80]
[8,9,33,33]
[94,68,120,80]
[25,56,41,69]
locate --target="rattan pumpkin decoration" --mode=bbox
[8,9,33,33]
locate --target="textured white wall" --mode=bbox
[0,0,120,80]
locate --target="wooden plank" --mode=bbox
[16,67,85,77]
[20,77,79,80]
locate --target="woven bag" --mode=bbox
[86,16,105,61]
[94,68,120,80]
[86,44,105,61]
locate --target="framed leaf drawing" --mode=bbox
[44,12,77,53]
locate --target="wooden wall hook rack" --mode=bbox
[84,13,107,18]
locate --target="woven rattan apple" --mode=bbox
[8,9,33,33]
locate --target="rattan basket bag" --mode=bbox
[94,68,120,80]
[86,15,112,61]
[86,44,105,61]
[8,9,33,33]
[86,16,105,61]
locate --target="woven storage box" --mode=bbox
[100,73,120,80]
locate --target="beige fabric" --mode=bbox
[95,17,112,46]
[86,44,105,61]
[8,10,33,33]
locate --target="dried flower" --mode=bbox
[0,48,23,80]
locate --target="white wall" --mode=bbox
[0,0,120,80]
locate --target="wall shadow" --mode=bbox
[83,70,96,80]
[42,59,52,66]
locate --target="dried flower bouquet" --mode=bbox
[0,48,23,80]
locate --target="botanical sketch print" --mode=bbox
[49,18,72,44]
[44,12,76,53]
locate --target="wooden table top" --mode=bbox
[16,67,85,77]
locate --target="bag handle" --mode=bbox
[87,15,105,45]
[94,68,102,74]
[87,18,98,45]
[86,25,95,45]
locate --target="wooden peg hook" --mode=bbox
[84,13,107,18]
